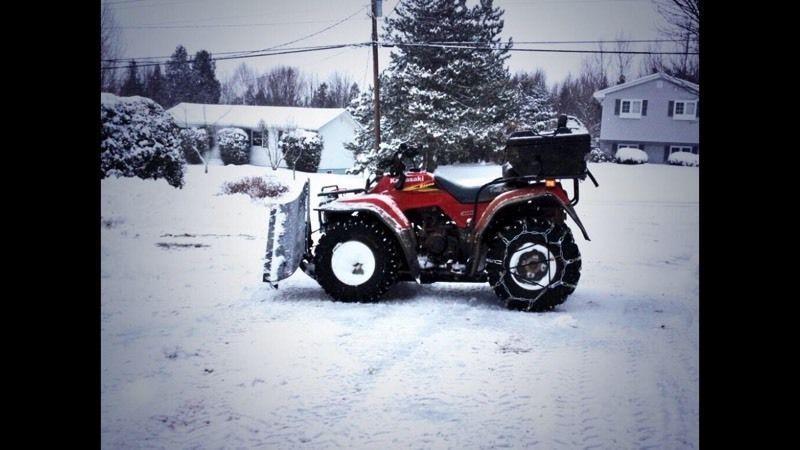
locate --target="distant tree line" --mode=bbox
[109,46,221,108]
[219,63,361,109]
[106,48,362,111]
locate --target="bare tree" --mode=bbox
[613,32,634,84]
[260,66,306,106]
[327,72,358,107]
[656,0,700,45]
[651,0,700,83]
[100,3,124,92]
[221,63,258,104]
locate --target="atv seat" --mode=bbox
[434,174,502,204]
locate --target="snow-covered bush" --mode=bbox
[280,131,323,173]
[221,176,288,199]
[588,147,613,163]
[217,128,249,165]
[615,147,648,165]
[100,93,186,188]
[668,151,699,167]
[179,128,209,164]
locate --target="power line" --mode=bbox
[102,39,697,71]
[431,39,696,45]
[118,19,368,30]
[105,4,369,64]
[100,43,371,71]
[105,0,215,10]
[380,41,699,55]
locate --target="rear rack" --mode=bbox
[468,170,599,231]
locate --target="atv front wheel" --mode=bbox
[486,219,581,312]
[313,217,403,302]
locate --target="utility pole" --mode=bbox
[371,0,382,152]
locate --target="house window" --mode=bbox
[670,145,696,154]
[620,99,643,118]
[673,100,697,120]
[252,130,268,148]
[618,143,640,150]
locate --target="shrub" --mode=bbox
[667,151,699,167]
[221,176,289,199]
[100,93,186,187]
[588,147,613,163]
[218,128,250,165]
[179,128,209,164]
[615,147,648,164]
[280,131,323,173]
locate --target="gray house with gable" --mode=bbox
[593,72,699,164]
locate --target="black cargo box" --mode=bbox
[503,130,591,179]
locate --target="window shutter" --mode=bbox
[668,101,674,117]
[664,145,670,161]
[614,99,620,115]
[642,100,648,116]
[692,145,698,154]
[695,101,699,118]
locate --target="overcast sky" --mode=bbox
[107,0,667,87]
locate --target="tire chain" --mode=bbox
[487,219,581,311]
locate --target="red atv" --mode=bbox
[264,121,598,312]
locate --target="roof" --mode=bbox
[167,103,351,131]
[592,72,699,101]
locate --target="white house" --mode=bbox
[167,103,360,173]
[592,72,699,163]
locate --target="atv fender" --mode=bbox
[468,188,590,275]
[316,194,422,280]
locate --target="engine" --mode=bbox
[405,207,462,269]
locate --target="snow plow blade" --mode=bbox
[263,179,311,287]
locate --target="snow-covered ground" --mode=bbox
[101,162,699,448]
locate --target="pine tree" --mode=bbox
[165,46,194,108]
[311,82,330,107]
[510,70,555,132]
[145,63,167,106]
[349,0,518,172]
[120,60,144,97]
[347,83,360,106]
[192,50,221,104]
[254,86,267,105]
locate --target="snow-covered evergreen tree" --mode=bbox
[510,70,555,133]
[217,128,249,165]
[348,0,521,172]
[100,93,186,187]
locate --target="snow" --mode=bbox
[167,103,349,131]
[102,163,698,448]
[615,146,649,164]
[668,151,700,167]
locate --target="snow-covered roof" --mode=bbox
[167,103,350,131]
[592,72,699,101]
[101,92,152,107]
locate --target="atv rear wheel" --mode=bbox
[486,219,581,312]
[313,217,403,302]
